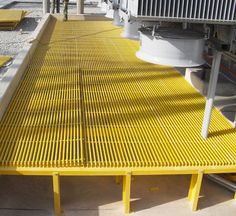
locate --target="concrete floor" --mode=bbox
[0,175,235,216]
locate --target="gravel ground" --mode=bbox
[0,2,43,78]
[0,2,43,56]
[0,0,103,78]
[0,0,103,57]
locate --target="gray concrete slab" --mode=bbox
[0,175,235,216]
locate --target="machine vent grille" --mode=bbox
[137,0,236,23]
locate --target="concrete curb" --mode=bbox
[0,13,51,120]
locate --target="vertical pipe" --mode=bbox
[77,0,84,15]
[201,51,222,139]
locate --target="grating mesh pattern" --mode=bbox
[0,19,236,169]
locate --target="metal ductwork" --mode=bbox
[120,16,155,40]
[119,0,236,67]
[137,27,205,67]
[123,0,236,24]
[121,18,143,40]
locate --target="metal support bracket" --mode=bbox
[201,36,230,139]
[201,51,222,139]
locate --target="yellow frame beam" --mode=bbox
[53,173,61,216]
[188,172,203,211]
[1,167,236,214]
[1,166,236,176]
[1,168,236,214]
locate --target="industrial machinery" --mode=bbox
[104,0,123,26]
[119,0,236,67]
[117,0,236,193]
[1,2,236,215]
[103,0,236,140]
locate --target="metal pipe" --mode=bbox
[201,51,222,139]
[207,174,236,192]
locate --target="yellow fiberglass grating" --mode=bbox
[0,19,236,169]
[0,9,26,22]
[0,9,28,30]
[0,56,11,67]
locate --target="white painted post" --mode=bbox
[77,0,84,15]
[43,0,50,14]
[201,51,222,139]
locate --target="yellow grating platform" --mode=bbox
[1,17,236,215]
[0,56,11,67]
[0,9,27,30]
[0,19,236,170]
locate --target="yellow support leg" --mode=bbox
[115,176,122,184]
[234,191,236,200]
[53,173,61,216]
[188,172,203,211]
[122,173,131,214]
